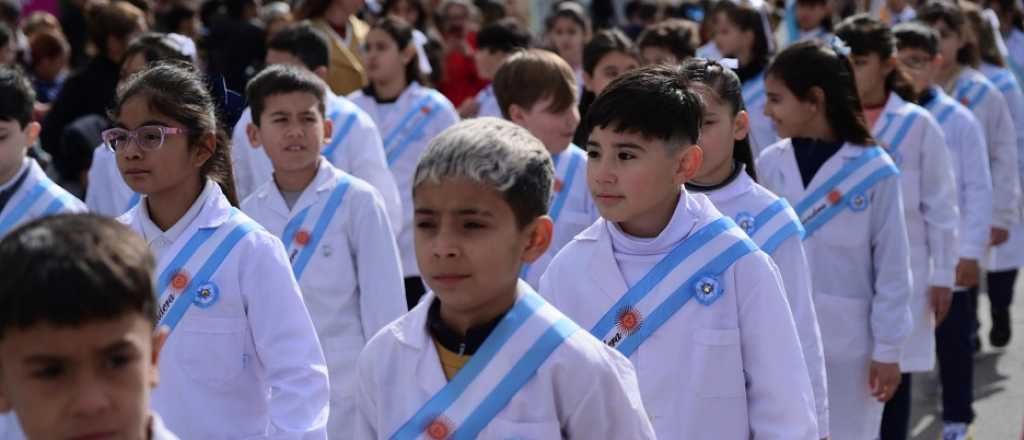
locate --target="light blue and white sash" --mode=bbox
[280,175,352,280]
[323,110,359,160]
[742,73,767,110]
[953,78,991,110]
[390,291,579,440]
[153,208,259,335]
[125,192,142,215]
[0,178,77,235]
[590,217,757,357]
[519,148,584,279]
[384,94,441,166]
[873,110,920,168]
[794,146,899,239]
[988,68,1019,94]
[924,93,958,125]
[733,197,805,255]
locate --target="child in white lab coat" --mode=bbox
[835,16,962,440]
[681,57,830,439]
[230,23,402,228]
[491,49,598,288]
[107,63,329,439]
[349,17,459,309]
[540,65,818,439]
[460,18,532,119]
[894,22,997,440]
[0,215,179,440]
[239,65,406,437]
[355,117,655,439]
[757,40,914,440]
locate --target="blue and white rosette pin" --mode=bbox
[734,212,755,236]
[193,282,220,308]
[694,275,724,306]
[848,191,869,212]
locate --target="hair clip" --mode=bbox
[830,35,851,56]
[719,58,739,70]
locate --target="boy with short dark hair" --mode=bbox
[636,18,700,66]
[459,17,532,118]
[0,214,177,439]
[492,49,598,288]
[539,65,818,438]
[240,64,406,438]
[355,117,655,439]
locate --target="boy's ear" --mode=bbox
[23,122,40,147]
[246,122,262,148]
[322,116,334,144]
[507,103,527,125]
[677,144,704,183]
[733,110,750,142]
[148,326,169,389]
[521,215,553,264]
[402,44,417,66]
[312,66,329,81]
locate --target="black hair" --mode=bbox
[112,63,240,206]
[836,14,917,102]
[267,23,330,71]
[545,1,590,33]
[0,0,18,26]
[917,0,980,66]
[583,28,638,75]
[0,214,157,339]
[582,64,703,148]
[990,0,1024,32]
[246,64,327,126]
[893,21,940,57]
[711,1,773,64]
[681,58,757,180]
[381,0,428,30]
[0,22,9,52]
[636,18,700,61]
[365,16,422,94]
[85,0,147,56]
[156,2,198,35]
[767,40,875,145]
[121,33,192,68]
[962,3,1005,67]
[0,66,36,128]
[476,17,532,53]
[795,0,833,31]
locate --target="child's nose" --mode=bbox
[71,381,113,417]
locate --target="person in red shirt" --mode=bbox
[437,0,487,107]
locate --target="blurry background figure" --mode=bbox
[572,27,638,146]
[155,0,201,40]
[203,0,263,92]
[27,29,69,111]
[435,0,485,106]
[296,0,370,96]
[260,0,292,40]
[545,1,589,93]
[460,16,531,118]
[636,17,698,65]
[381,0,436,82]
[0,23,15,65]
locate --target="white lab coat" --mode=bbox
[692,169,830,438]
[742,72,779,157]
[539,192,819,439]
[354,283,656,439]
[696,41,721,60]
[923,87,994,273]
[0,158,86,236]
[230,91,403,235]
[757,140,913,440]
[521,144,599,288]
[471,84,502,119]
[119,181,330,439]
[980,64,1024,270]
[348,82,459,278]
[872,93,960,372]
[1004,29,1024,87]
[241,159,406,437]
[86,143,140,217]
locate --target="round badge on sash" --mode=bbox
[425,417,453,440]
[848,191,869,212]
[694,275,724,306]
[170,270,191,291]
[734,212,755,236]
[193,282,220,308]
[616,306,643,335]
[827,190,843,205]
[295,230,311,247]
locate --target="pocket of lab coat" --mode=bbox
[689,328,745,398]
[479,417,562,439]
[177,315,247,388]
[821,208,869,248]
[813,293,872,360]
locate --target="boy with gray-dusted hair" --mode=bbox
[354,117,655,440]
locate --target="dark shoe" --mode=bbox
[990,308,1011,348]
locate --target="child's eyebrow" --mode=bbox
[456,208,493,217]
[613,142,646,151]
[22,354,65,365]
[99,339,138,356]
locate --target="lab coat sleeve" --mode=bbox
[344,115,404,236]
[1002,85,1024,208]
[734,252,818,439]
[231,109,259,201]
[983,92,1022,228]
[954,120,994,260]
[918,119,960,288]
[350,187,407,341]
[85,146,117,216]
[354,344,380,440]
[868,174,914,363]
[769,236,829,438]
[239,232,330,439]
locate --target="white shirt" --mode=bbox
[472,84,501,119]
[0,158,86,236]
[742,72,780,157]
[86,143,137,217]
[241,159,406,438]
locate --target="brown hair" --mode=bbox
[493,49,577,118]
[22,11,62,38]
[29,30,69,65]
[85,0,145,55]
[962,1,1003,67]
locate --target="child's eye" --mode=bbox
[617,152,636,160]
[32,363,65,380]
[415,220,436,229]
[463,221,485,229]
[105,353,134,370]
[586,149,600,159]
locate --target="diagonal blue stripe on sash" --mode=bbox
[390,293,545,440]
[885,112,919,157]
[748,198,789,237]
[794,147,884,216]
[42,195,69,216]
[323,113,358,160]
[935,103,957,125]
[282,207,311,255]
[387,101,440,166]
[383,95,435,149]
[760,218,805,255]
[291,176,352,279]
[0,182,46,235]
[875,114,896,143]
[155,228,218,293]
[965,83,990,110]
[802,164,898,238]
[590,217,734,339]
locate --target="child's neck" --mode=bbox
[861,87,889,109]
[373,78,407,101]
[692,158,735,187]
[274,159,320,194]
[937,63,963,88]
[737,46,753,67]
[439,284,518,336]
[618,188,681,238]
[798,118,839,143]
[147,176,204,231]
[0,157,24,188]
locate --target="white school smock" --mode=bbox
[522,144,598,288]
[241,159,406,437]
[120,180,330,439]
[0,157,86,236]
[872,93,959,372]
[86,143,139,217]
[742,72,779,157]
[230,91,403,235]
[757,140,913,440]
[923,87,994,273]
[697,41,721,60]
[472,84,501,119]
[354,282,656,439]
[1004,28,1024,87]
[539,191,818,439]
[348,82,459,278]
[947,67,1022,231]
[690,169,830,438]
[980,64,1024,270]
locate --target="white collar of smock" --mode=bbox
[139,179,218,246]
[606,189,699,256]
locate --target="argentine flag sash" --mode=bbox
[794,146,899,239]
[384,94,441,166]
[0,176,78,235]
[520,147,584,279]
[323,109,359,159]
[391,289,580,440]
[153,208,259,335]
[953,77,991,111]
[873,110,920,168]
[732,198,805,255]
[590,217,758,357]
[280,174,353,280]
[924,91,958,125]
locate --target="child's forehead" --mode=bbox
[414,177,509,210]
[0,314,153,356]
[589,125,669,148]
[263,91,323,110]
